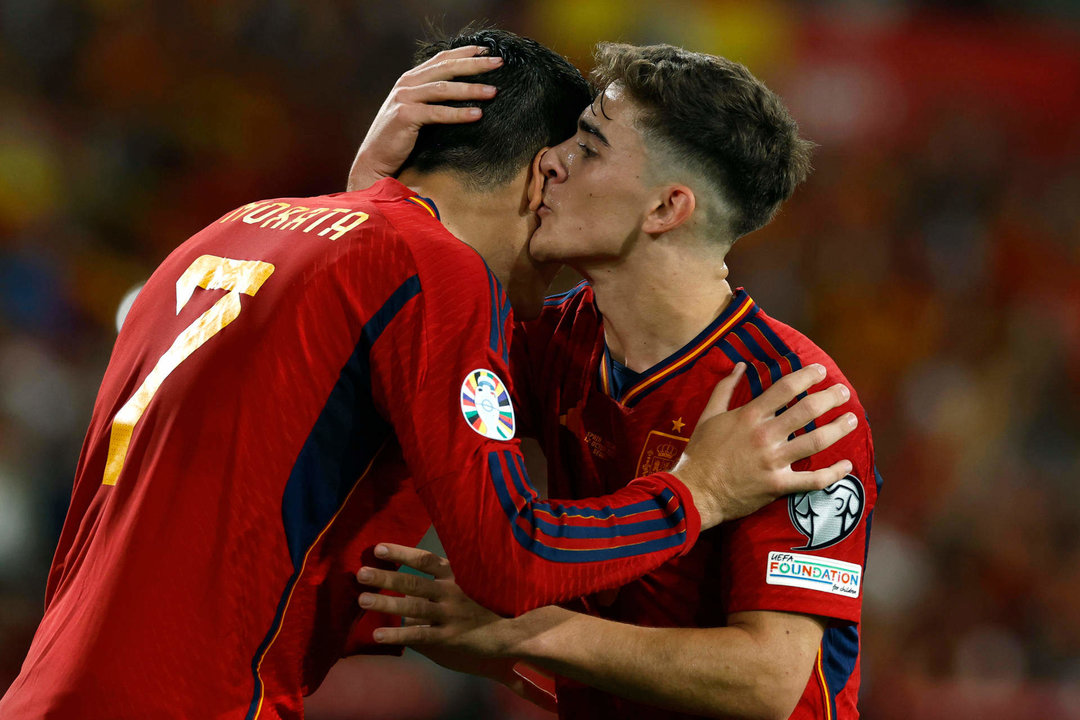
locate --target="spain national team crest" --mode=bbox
[635,430,690,476]
[460,369,515,440]
[788,475,864,550]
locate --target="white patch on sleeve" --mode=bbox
[766,551,862,598]
[788,474,864,550]
[460,369,515,440]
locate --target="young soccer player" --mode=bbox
[0,33,855,720]
[355,42,879,720]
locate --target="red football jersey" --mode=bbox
[1,181,702,720]
[513,283,881,720]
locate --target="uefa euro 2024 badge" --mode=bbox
[460,369,515,441]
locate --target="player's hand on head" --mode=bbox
[670,363,858,530]
[346,46,503,191]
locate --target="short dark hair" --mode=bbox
[591,43,814,239]
[401,27,591,189]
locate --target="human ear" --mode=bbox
[527,148,550,212]
[642,185,696,235]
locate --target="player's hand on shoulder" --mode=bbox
[671,363,858,529]
[347,46,503,191]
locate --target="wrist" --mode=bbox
[663,466,719,532]
[508,606,573,663]
[346,168,382,193]
[346,147,394,192]
[686,482,723,530]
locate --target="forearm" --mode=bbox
[511,607,817,720]
[359,548,821,718]
[409,628,558,713]
[418,464,700,616]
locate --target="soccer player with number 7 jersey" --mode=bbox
[1,30,856,720]
[349,38,881,720]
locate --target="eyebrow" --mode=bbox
[578,116,611,147]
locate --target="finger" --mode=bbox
[782,458,855,494]
[405,55,504,86]
[780,413,858,465]
[398,80,496,105]
[398,80,496,104]
[412,45,492,71]
[773,383,849,436]
[695,363,746,424]
[374,543,453,579]
[373,624,438,646]
[358,592,440,621]
[357,566,441,600]
[398,103,483,126]
[751,364,826,417]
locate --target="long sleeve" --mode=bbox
[366,232,701,616]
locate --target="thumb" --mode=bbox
[697,363,746,424]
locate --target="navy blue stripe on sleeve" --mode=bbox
[486,269,500,355]
[487,451,687,562]
[504,458,683,538]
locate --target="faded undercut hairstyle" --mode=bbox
[592,43,814,241]
[400,27,591,190]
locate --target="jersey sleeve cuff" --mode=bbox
[652,471,701,554]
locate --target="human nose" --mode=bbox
[540,141,570,183]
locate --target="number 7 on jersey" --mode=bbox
[103,255,275,486]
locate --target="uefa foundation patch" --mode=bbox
[460,369,515,440]
[766,552,862,598]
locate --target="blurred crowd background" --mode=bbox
[1,0,1078,718]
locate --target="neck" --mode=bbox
[587,237,732,373]
[397,169,529,288]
